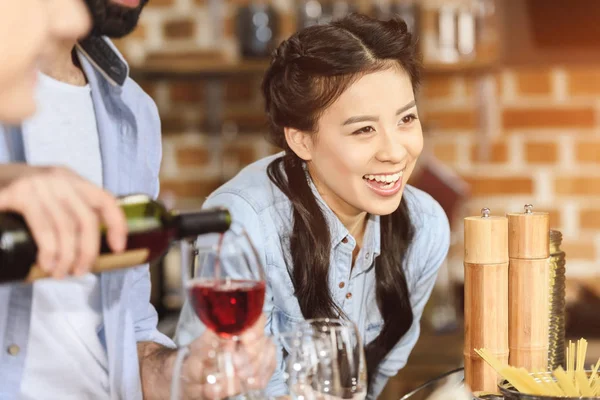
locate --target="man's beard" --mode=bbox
[84,0,148,38]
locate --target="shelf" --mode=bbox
[424,59,499,75]
[131,57,271,80]
[131,57,498,80]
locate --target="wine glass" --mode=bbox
[282,318,367,400]
[171,226,267,400]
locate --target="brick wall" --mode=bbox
[136,73,276,211]
[119,1,600,280]
[421,67,600,280]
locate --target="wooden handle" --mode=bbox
[464,261,509,392]
[465,350,509,394]
[508,258,550,371]
[507,208,549,259]
[464,213,508,264]
[463,210,509,393]
[25,249,150,282]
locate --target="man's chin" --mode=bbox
[84,0,147,38]
[95,23,137,38]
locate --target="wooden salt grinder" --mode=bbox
[507,204,550,371]
[464,208,509,393]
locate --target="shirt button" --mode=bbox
[339,282,345,289]
[7,344,20,356]
[365,252,370,259]
[341,237,348,244]
[346,292,352,299]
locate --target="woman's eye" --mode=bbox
[353,126,376,135]
[399,114,418,125]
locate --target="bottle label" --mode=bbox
[26,249,151,282]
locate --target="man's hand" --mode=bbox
[0,164,127,278]
[139,315,276,400]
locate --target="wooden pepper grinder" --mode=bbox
[507,204,550,371]
[464,208,509,393]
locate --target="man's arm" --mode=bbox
[138,315,276,400]
[138,342,177,400]
[126,249,177,398]
[137,331,218,400]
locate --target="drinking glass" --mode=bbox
[282,318,367,400]
[171,226,267,400]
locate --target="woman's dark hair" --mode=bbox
[262,13,419,389]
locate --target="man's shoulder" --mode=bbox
[78,37,159,119]
[102,38,156,111]
[121,77,159,117]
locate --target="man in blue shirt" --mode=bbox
[0,1,275,398]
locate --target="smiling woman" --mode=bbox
[174,12,451,400]
[285,67,422,217]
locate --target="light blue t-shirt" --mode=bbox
[175,153,451,399]
[19,72,107,399]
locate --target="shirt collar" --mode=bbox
[75,36,130,88]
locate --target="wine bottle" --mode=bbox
[0,194,231,284]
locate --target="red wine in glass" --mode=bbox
[172,230,267,400]
[188,279,266,338]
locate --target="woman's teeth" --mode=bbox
[363,172,403,184]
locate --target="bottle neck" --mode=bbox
[173,208,232,239]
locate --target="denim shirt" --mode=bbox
[0,38,173,399]
[175,154,450,399]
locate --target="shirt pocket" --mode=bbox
[364,319,384,345]
[271,306,305,354]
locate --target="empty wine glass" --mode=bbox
[282,318,367,400]
[171,226,267,400]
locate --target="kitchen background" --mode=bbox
[115,0,600,397]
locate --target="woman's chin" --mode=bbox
[361,194,404,217]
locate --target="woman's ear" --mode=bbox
[284,127,313,161]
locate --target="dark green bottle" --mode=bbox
[0,194,231,283]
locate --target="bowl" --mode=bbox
[399,367,466,400]
[498,371,600,400]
